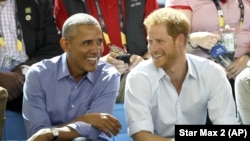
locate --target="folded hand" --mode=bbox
[0,71,24,100]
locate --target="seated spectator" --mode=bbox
[0,0,63,113]
[53,0,159,103]
[0,87,7,140]
[124,8,240,141]
[235,57,250,124]
[165,0,250,99]
[23,13,121,141]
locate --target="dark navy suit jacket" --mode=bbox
[6,0,63,112]
[16,0,63,66]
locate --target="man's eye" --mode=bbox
[97,39,103,45]
[83,40,92,46]
[156,40,163,43]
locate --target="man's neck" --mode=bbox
[164,57,188,94]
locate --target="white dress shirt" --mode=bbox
[125,53,240,138]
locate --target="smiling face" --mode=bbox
[60,24,103,79]
[147,23,180,70]
[144,8,190,71]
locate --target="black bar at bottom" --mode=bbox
[175,125,250,140]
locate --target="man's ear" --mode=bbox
[60,38,69,52]
[176,34,186,47]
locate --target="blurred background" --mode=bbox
[158,0,165,8]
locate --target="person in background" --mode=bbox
[23,13,121,141]
[0,0,63,113]
[53,0,159,103]
[0,87,7,140]
[165,0,250,97]
[124,8,240,141]
[235,55,250,124]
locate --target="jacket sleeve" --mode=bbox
[54,0,69,31]
[125,0,159,56]
[54,0,87,32]
[145,0,159,17]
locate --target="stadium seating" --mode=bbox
[2,104,132,141]
[112,104,132,141]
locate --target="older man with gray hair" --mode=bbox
[23,13,121,141]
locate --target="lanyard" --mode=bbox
[16,13,23,51]
[94,0,127,47]
[212,0,244,30]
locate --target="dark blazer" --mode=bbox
[16,0,63,66]
[6,0,63,112]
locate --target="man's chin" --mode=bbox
[86,67,97,72]
[154,60,166,68]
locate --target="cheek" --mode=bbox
[148,43,159,52]
[70,49,83,59]
[99,47,104,54]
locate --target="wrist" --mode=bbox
[50,128,59,141]
[19,65,30,75]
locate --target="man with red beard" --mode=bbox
[23,13,121,141]
[124,8,240,141]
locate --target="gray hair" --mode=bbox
[61,13,100,40]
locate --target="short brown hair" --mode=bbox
[144,8,190,43]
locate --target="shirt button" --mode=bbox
[72,105,75,108]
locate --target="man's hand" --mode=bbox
[226,55,250,79]
[129,54,143,71]
[101,52,130,74]
[0,71,24,100]
[82,113,122,137]
[188,32,221,51]
[101,52,143,74]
